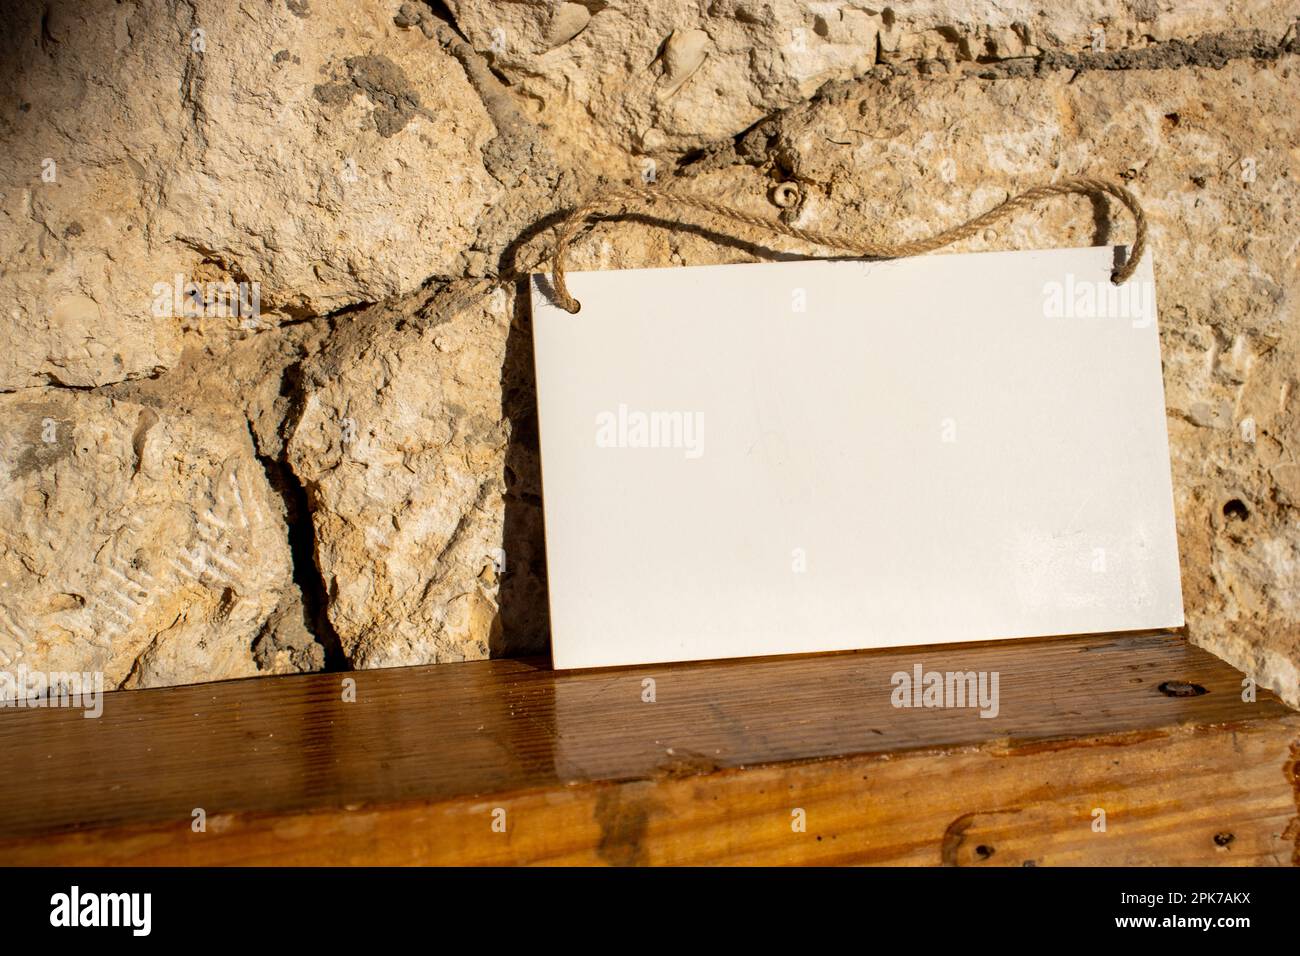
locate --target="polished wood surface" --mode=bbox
[1,630,1296,865]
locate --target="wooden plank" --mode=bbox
[1,629,1296,865]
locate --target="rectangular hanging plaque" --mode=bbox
[531,246,1183,669]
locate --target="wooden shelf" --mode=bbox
[2,629,1296,865]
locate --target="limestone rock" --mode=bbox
[0,391,294,688]
[253,590,328,675]
[284,286,547,668]
[0,0,498,392]
[444,0,1296,154]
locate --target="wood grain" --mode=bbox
[1,629,1296,865]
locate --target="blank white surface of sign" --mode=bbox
[531,246,1183,669]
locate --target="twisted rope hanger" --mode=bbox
[548,176,1147,313]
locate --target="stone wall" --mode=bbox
[1,0,1297,705]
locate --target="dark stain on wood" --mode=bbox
[595,787,651,867]
[1286,740,1300,867]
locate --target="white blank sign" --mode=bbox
[531,246,1183,669]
